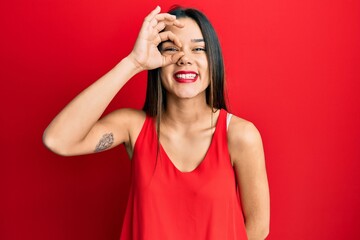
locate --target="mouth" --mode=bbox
[173,71,198,83]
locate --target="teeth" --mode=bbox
[176,73,197,79]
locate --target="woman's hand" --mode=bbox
[128,6,185,71]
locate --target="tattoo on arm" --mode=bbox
[95,133,114,152]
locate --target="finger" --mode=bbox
[159,31,182,47]
[155,21,166,32]
[172,19,185,28]
[150,16,182,29]
[155,14,184,28]
[144,6,161,23]
[162,51,185,66]
[155,19,184,29]
[155,13,176,22]
[149,18,158,28]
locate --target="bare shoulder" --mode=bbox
[228,115,262,146]
[227,114,264,165]
[105,108,146,136]
[107,108,146,125]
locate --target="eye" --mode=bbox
[194,47,206,52]
[163,46,179,52]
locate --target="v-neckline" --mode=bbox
[155,109,223,174]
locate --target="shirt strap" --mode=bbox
[226,113,233,131]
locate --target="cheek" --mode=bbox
[199,57,209,72]
[160,66,174,81]
[200,60,209,79]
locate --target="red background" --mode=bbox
[1,0,360,239]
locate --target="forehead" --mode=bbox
[166,17,204,41]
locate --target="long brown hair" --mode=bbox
[142,6,228,117]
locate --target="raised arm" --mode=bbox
[43,6,185,156]
[228,116,270,240]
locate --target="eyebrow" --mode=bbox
[191,39,205,42]
[161,39,205,45]
[162,39,204,43]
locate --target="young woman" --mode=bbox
[43,6,270,240]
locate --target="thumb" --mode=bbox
[162,52,185,66]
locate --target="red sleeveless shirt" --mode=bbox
[120,109,248,239]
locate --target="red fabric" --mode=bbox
[120,109,248,240]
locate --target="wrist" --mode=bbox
[125,53,145,74]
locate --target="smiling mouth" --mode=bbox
[173,71,198,83]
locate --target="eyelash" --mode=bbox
[194,47,206,52]
[163,47,206,52]
[164,47,178,52]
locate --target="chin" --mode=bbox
[171,89,206,100]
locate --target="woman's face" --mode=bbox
[160,17,209,100]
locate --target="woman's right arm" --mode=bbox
[43,6,184,156]
[43,57,141,156]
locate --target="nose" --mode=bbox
[176,51,193,66]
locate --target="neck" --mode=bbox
[162,93,214,128]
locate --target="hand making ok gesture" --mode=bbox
[128,6,185,71]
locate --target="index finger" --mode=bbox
[159,31,182,48]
